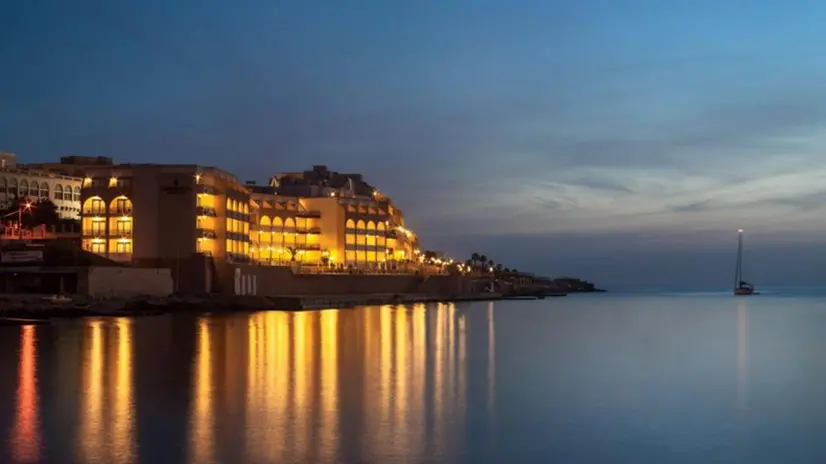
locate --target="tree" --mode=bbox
[32,199,60,227]
[285,246,298,262]
[1,197,61,229]
[0,197,36,228]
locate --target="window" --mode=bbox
[90,242,105,253]
[115,198,130,214]
[116,219,131,234]
[89,198,105,215]
[116,241,132,253]
[91,221,105,235]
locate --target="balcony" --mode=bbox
[82,230,107,239]
[113,230,132,239]
[111,207,133,216]
[196,228,217,239]
[296,243,321,250]
[197,185,217,195]
[297,227,321,235]
[196,206,218,217]
[296,210,321,218]
[83,209,107,216]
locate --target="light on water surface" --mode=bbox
[3,296,826,463]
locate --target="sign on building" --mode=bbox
[1,250,44,263]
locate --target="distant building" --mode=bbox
[0,152,82,219]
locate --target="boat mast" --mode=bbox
[734,229,743,289]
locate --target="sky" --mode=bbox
[3,0,826,289]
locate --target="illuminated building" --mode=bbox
[248,165,419,267]
[23,156,423,293]
[0,152,82,219]
[36,157,253,267]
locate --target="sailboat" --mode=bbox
[734,229,758,296]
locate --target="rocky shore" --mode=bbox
[0,292,513,321]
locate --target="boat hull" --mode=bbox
[734,288,756,296]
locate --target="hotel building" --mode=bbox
[30,157,249,266]
[248,165,419,268]
[27,156,420,292]
[0,152,82,219]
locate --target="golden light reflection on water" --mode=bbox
[189,318,215,464]
[184,303,485,462]
[10,325,40,464]
[79,321,104,461]
[78,319,136,463]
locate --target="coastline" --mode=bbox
[0,284,605,323]
[0,292,510,321]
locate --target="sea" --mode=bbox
[2,290,826,463]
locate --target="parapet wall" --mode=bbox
[84,266,173,297]
[148,254,474,297]
[220,263,473,297]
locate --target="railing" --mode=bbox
[195,206,217,217]
[113,230,132,239]
[295,210,322,218]
[197,185,217,195]
[2,230,81,240]
[82,230,106,239]
[345,228,391,236]
[252,226,321,235]
[292,264,422,275]
[196,228,217,239]
[82,208,107,216]
[111,207,133,216]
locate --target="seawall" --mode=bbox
[215,262,476,297]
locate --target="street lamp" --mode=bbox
[2,201,34,240]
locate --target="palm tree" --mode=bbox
[285,246,298,262]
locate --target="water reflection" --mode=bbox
[737,301,749,412]
[78,319,136,463]
[189,318,215,463]
[10,325,40,464]
[183,303,477,462]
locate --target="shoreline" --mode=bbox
[0,292,509,321]
[0,288,607,323]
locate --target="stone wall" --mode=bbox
[221,263,473,297]
[84,266,173,297]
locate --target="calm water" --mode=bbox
[3,294,826,463]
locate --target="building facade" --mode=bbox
[65,158,251,265]
[0,152,82,219]
[248,165,419,269]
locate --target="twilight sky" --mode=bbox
[3,0,826,289]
